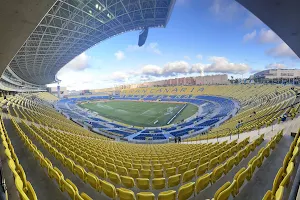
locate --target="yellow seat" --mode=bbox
[275,186,284,200]
[196,162,207,177]
[85,172,100,191]
[116,188,136,200]
[195,172,211,194]
[108,171,121,185]
[168,174,181,188]
[81,192,93,200]
[61,179,77,199]
[208,157,219,170]
[15,176,30,200]
[217,180,236,200]
[158,190,176,200]
[178,163,188,174]
[272,167,284,196]
[152,178,166,190]
[182,168,196,183]
[95,166,107,179]
[188,159,199,170]
[141,169,152,179]
[120,176,135,189]
[213,181,231,200]
[26,181,38,200]
[280,162,294,187]
[136,178,150,190]
[64,158,74,173]
[101,180,117,199]
[153,170,164,178]
[117,166,128,176]
[166,167,176,177]
[74,165,85,181]
[177,182,195,200]
[262,190,272,200]
[153,164,162,170]
[211,164,224,183]
[48,167,63,188]
[107,163,117,172]
[137,192,155,200]
[128,168,140,178]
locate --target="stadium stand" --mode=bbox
[0,88,298,199]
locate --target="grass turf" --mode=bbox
[79,100,198,127]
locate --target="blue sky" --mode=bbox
[52,0,299,90]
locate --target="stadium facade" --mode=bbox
[252,69,300,84]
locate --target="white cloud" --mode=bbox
[126,42,162,55]
[204,57,250,74]
[196,54,203,60]
[111,71,128,82]
[191,63,206,76]
[210,0,243,21]
[184,56,191,60]
[259,29,281,43]
[114,51,125,60]
[244,14,263,28]
[62,53,90,71]
[163,61,190,76]
[243,30,256,42]
[265,63,287,69]
[141,65,162,76]
[266,42,297,58]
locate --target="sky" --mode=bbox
[49,0,300,90]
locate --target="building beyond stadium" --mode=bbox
[252,69,300,84]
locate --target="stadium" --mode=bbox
[0,1,300,200]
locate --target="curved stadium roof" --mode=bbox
[4,0,176,86]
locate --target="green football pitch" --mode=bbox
[79,100,198,127]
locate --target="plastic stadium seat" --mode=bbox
[142,164,151,170]
[213,181,231,200]
[26,181,38,200]
[85,172,100,191]
[120,176,135,188]
[141,169,152,179]
[153,164,163,170]
[262,190,272,200]
[74,165,85,180]
[61,179,77,199]
[217,180,236,200]
[153,170,164,178]
[80,192,93,200]
[40,157,52,169]
[64,158,74,173]
[211,164,225,183]
[280,162,294,187]
[182,168,196,183]
[195,172,211,194]
[107,171,121,185]
[163,162,172,169]
[15,176,32,200]
[178,163,188,174]
[48,167,63,188]
[117,188,136,200]
[152,178,166,190]
[196,162,207,177]
[177,182,195,200]
[188,159,199,170]
[101,180,117,199]
[272,167,284,196]
[137,192,155,200]
[136,178,150,190]
[166,167,176,177]
[107,163,117,172]
[117,166,128,176]
[129,168,140,178]
[95,166,107,179]
[168,174,181,188]
[158,190,176,200]
[234,166,251,196]
[275,186,284,200]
